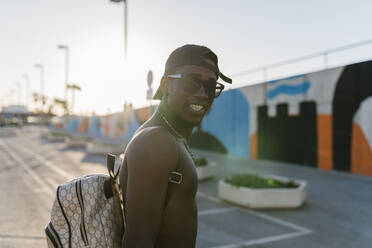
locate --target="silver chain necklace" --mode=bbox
[157,110,196,163]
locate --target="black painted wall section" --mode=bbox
[332,60,372,172]
[190,130,228,154]
[257,102,317,166]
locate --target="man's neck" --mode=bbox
[156,101,194,142]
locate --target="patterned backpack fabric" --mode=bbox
[45,154,124,248]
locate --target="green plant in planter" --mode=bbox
[92,140,103,145]
[224,173,298,189]
[50,131,66,137]
[194,157,208,167]
[71,136,89,141]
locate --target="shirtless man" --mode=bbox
[119,44,232,247]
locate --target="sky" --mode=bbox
[2,0,372,115]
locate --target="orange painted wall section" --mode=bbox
[104,115,110,137]
[135,106,151,124]
[78,118,89,133]
[351,124,372,176]
[115,127,122,139]
[317,115,333,170]
[250,132,257,159]
[55,123,63,129]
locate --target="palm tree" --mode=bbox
[67,84,81,114]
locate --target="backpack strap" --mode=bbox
[164,145,184,210]
[107,153,120,179]
[105,153,125,232]
[105,149,183,212]
[104,153,120,198]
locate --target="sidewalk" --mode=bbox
[193,149,372,248]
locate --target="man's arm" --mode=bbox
[122,127,179,247]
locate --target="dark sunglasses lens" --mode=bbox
[205,81,217,98]
[182,75,220,98]
[182,78,201,94]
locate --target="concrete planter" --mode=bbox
[196,162,216,180]
[64,137,88,148]
[40,131,49,139]
[46,134,66,142]
[42,130,68,142]
[218,175,307,209]
[86,142,124,155]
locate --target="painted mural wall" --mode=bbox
[50,60,372,176]
[51,106,151,144]
[191,60,372,176]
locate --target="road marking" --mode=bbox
[0,234,45,241]
[197,191,223,203]
[0,234,45,244]
[197,190,313,247]
[44,177,61,191]
[197,191,311,232]
[12,145,74,180]
[198,207,238,216]
[0,141,54,197]
[211,231,311,248]
[242,208,312,233]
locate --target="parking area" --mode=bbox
[0,126,371,248]
[194,148,372,248]
[197,192,312,248]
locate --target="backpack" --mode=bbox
[45,154,124,248]
[45,153,183,248]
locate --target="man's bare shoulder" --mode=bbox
[128,126,178,149]
[125,126,179,171]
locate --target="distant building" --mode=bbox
[1,105,31,126]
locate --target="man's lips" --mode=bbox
[188,103,207,113]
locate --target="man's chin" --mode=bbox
[175,109,206,127]
[185,115,204,126]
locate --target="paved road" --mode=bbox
[0,127,107,248]
[1,126,371,248]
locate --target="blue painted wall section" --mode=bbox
[268,81,311,99]
[67,116,80,133]
[126,110,141,141]
[267,74,311,100]
[87,116,102,137]
[201,89,250,158]
[267,74,305,85]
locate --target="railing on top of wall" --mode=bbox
[231,38,372,83]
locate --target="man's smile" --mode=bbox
[188,103,207,113]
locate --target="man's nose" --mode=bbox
[194,85,209,99]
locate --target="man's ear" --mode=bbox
[160,76,171,96]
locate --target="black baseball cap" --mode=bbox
[153,44,232,100]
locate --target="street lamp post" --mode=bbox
[34,64,44,111]
[16,81,21,105]
[110,0,128,58]
[146,70,153,109]
[67,83,81,114]
[23,74,30,109]
[57,44,69,108]
[9,89,16,105]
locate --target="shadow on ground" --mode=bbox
[80,153,106,165]
[59,146,86,152]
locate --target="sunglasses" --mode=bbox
[165,73,225,98]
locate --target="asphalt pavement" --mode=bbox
[0,126,371,248]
